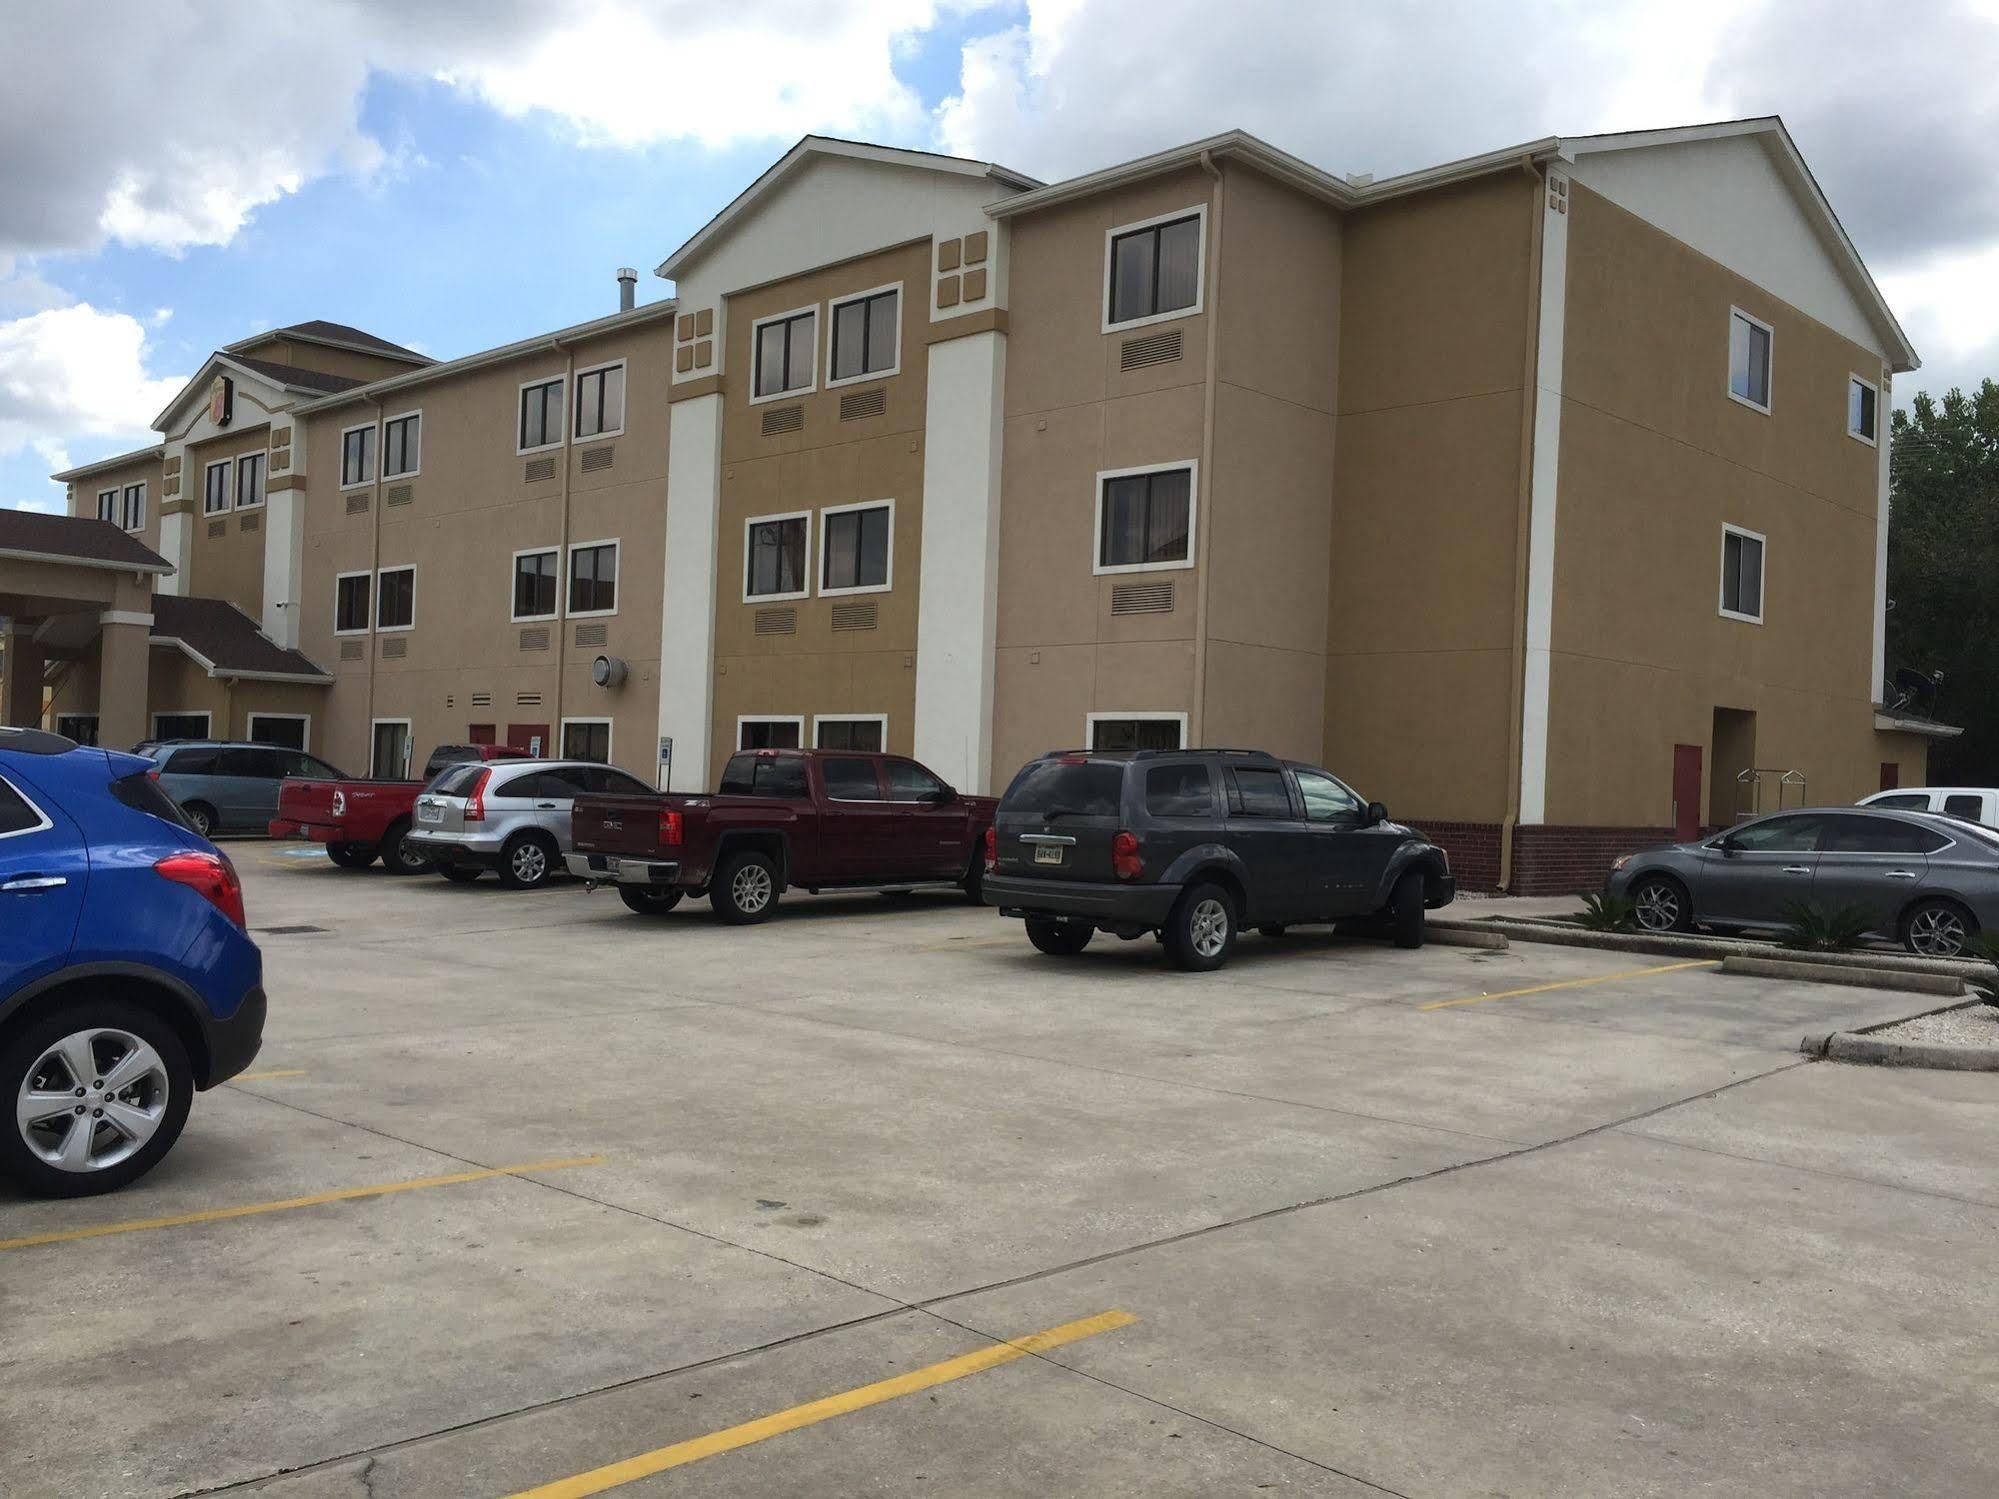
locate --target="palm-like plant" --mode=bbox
[1963,931,1999,1007]
[1576,892,1638,932]
[1777,900,1874,952]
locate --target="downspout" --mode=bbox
[1190,150,1226,746]
[1500,154,1547,892]
[550,338,575,755]
[364,395,383,770]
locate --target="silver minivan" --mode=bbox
[406,758,655,888]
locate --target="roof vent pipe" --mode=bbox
[616,267,637,313]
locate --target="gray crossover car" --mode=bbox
[405,758,654,889]
[1603,805,1999,957]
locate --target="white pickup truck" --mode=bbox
[1859,786,1999,828]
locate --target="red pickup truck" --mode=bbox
[566,747,997,922]
[270,742,531,874]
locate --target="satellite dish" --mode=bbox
[1890,666,1940,717]
[592,654,628,689]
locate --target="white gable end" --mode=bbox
[1568,135,1887,360]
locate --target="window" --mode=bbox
[1824,813,1950,854]
[519,377,564,451]
[1724,814,1823,852]
[886,760,947,802]
[218,746,288,781]
[568,541,618,616]
[821,757,881,800]
[122,482,145,531]
[376,565,415,631]
[153,713,213,743]
[370,720,411,779]
[204,460,230,514]
[829,287,899,384]
[1848,375,1878,444]
[1728,308,1772,412]
[56,714,99,746]
[235,452,265,509]
[335,572,371,634]
[820,501,891,594]
[574,362,625,439]
[512,549,559,620]
[1088,714,1186,751]
[1295,769,1363,823]
[1107,209,1204,329]
[1868,793,1929,812]
[162,745,223,773]
[745,513,809,600]
[1145,763,1213,817]
[738,717,803,751]
[815,715,885,752]
[1720,525,1765,623]
[96,489,117,522]
[752,308,816,400]
[1230,766,1293,817]
[719,751,808,798]
[1096,465,1194,573]
[246,714,308,751]
[1943,794,1985,821]
[0,775,46,838]
[340,424,375,487]
[561,719,612,763]
[382,412,419,477]
[1002,758,1123,817]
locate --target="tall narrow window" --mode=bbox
[382,412,420,477]
[1108,211,1203,327]
[1848,375,1878,444]
[830,288,899,382]
[370,721,411,779]
[568,541,618,615]
[376,565,415,630]
[753,309,816,399]
[745,514,809,599]
[235,452,265,509]
[512,549,558,620]
[122,482,145,531]
[574,363,625,438]
[335,573,371,634]
[96,489,118,523]
[1728,309,1773,411]
[340,425,375,487]
[1721,526,1765,622]
[203,461,230,514]
[1097,466,1194,572]
[519,378,563,451]
[820,502,891,593]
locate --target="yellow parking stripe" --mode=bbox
[232,1069,308,1082]
[0,1155,606,1252]
[1417,959,1719,1011]
[506,1309,1139,1498]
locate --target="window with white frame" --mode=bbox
[745,513,809,599]
[1720,525,1765,623]
[829,287,899,384]
[235,451,265,509]
[1088,714,1187,751]
[1107,209,1204,328]
[519,377,563,451]
[1096,464,1195,573]
[512,548,558,621]
[574,362,625,439]
[1848,375,1878,444]
[1728,308,1773,412]
[96,488,117,523]
[382,412,420,477]
[203,460,230,514]
[376,565,415,631]
[820,501,891,594]
[561,719,612,763]
[340,424,375,487]
[370,720,411,779]
[568,540,618,616]
[738,717,803,751]
[122,482,145,531]
[334,572,371,634]
[752,308,816,399]
[815,715,885,752]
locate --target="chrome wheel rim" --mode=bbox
[732,863,773,913]
[1633,881,1680,931]
[1189,897,1230,958]
[189,808,212,836]
[17,1028,169,1173]
[1910,906,1967,956]
[511,843,548,883]
[396,834,428,871]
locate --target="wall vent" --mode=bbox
[574,622,608,647]
[579,444,615,473]
[339,639,364,661]
[830,601,878,631]
[523,456,557,483]
[754,606,797,635]
[838,387,886,422]
[1111,580,1176,615]
[206,519,226,538]
[380,636,408,660]
[1120,328,1184,371]
[761,404,803,437]
[385,484,413,507]
[239,511,261,532]
[517,626,551,651]
[516,691,543,707]
[345,492,370,515]
[470,692,493,707]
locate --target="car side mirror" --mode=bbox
[1716,835,1739,855]
[929,786,957,805]
[1366,801,1388,826]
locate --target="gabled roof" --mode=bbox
[226,320,430,365]
[656,135,1041,281]
[149,594,331,683]
[152,350,367,431]
[0,510,171,573]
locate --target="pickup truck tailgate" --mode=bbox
[276,778,340,829]
[572,795,672,857]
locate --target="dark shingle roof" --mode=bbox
[151,595,331,681]
[0,509,171,571]
[225,355,367,395]
[228,321,428,362]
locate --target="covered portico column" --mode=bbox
[2,622,46,728]
[97,610,153,749]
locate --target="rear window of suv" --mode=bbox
[428,763,486,796]
[1003,758,1123,817]
[111,771,193,830]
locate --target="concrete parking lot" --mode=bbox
[4,846,1996,1498]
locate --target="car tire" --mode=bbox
[0,998,194,1199]
[380,819,431,876]
[326,842,376,870]
[435,862,482,884]
[1025,917,1093,956]
[498,831,559,891]
[1902,897,1975,958]
[712,849,780,924]
[1629,873,1693,933]
[1165,882,1237,972]
[183,801,217,839]
[1388,870,1426,949]
[619,887,684,916]
[962,852,986,906]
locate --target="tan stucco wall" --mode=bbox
[66,452,165,554]
[1545,183,1917,824]
[182,423,276,617]
[708,241,931,778]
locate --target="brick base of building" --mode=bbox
[1407,820,1679,897]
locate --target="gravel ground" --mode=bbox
[1874,1002,1999,1047]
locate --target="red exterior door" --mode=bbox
[1879,761,1900,791]
[507,722,549,757]
[1672,744,1703,841]
[468,723,496,746]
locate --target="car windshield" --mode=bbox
[1003,758,1123,818]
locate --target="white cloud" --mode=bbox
[0,304,184,463]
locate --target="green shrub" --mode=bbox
[1777,900,1874,952]
[1576,892,1638,932]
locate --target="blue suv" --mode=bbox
[0,727,265,1197]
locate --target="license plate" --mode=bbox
[1034,844,1063,865]
[417,803,442,823]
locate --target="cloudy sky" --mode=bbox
[4,0,1995,514]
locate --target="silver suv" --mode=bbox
[406,759,655,889]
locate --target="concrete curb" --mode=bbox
[1424,926,1509,951]
[1718,954,1964,996]
[1800,1028,1999,1071]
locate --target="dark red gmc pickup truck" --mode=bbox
[270,741,531,873]
[566,747,997,922]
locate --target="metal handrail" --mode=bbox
[1734,767,1807,819]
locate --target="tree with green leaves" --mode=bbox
[1886,378,1999,781]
